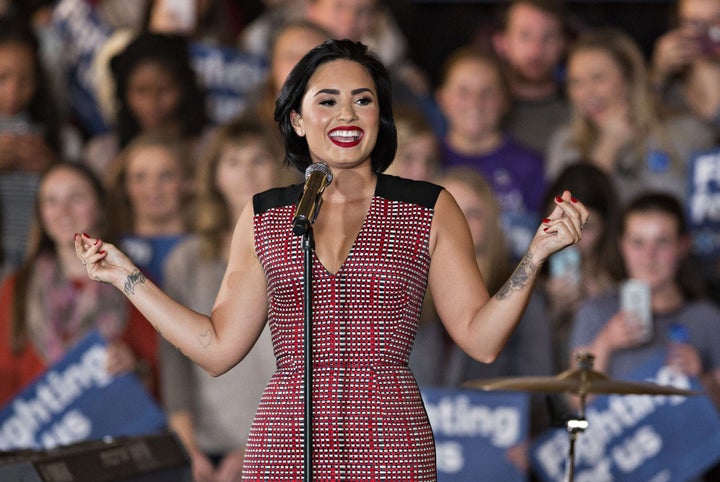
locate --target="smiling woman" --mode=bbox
[0,163,159,407]
[545,27,716,203]
[74,39,589,479]
[289,60,380,169]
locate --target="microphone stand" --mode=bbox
[292,162,332,480]
[300,228,314,481]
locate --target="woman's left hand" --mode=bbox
[667,342,703,377]
[214,447,245,482]
[530,190,589,263]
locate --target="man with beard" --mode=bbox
[492,0,570,155]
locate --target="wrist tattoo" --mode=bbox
[123,269,146,295]
[495,251,539,300]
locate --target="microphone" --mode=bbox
[292,162,333,236]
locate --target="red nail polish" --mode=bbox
[555,196,563,203]
[543,227,549,232]
[93,239,99,245]
[571,196,578,203]
[83,232,90,238]
[542,218,551,223]
[99,249,106,255]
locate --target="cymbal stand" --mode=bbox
[563,353,594,482]
[563,394,588,482]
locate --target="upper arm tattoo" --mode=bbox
[199,328,212,349]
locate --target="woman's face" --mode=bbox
[0,42,36,117]
[437,59,507,142]
[567,48,629,125]
[292,59,379,170]
[307,0,376,42]
[442,178,490,252]
[271,26,328,94]
[126,61,182,130]
[39,167,101,247]
[125,144,186,226]
[215,136,279,216]
[620,211,688,292]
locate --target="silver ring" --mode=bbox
[82,259,87,265]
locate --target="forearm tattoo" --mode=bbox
[123,269,146,295]
[495,251,539,300]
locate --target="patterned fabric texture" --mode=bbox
[243,175,441,480]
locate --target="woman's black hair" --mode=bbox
[274,39,397,174]
[0,14,61,154]
[621,191,688,236]
[543,162,625,282]
[110,32,207,148]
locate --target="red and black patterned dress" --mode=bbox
[243,174,443,480]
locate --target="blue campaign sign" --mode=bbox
[0,330,166,451]
[188,43,268,124]
[52,0,113,135]
[530,353,720,482]
[422,387,529,482]
[53,0,269,134]
[687,147,720,257]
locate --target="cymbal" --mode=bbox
[463,367,700,397]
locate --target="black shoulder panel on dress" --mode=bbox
[253,184,303,215]
[376,174,443,209]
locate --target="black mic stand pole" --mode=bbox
[301,227,314,481]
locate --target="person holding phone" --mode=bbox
[651,0,720,134]
[569,192,720,409]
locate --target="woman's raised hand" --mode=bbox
[74,233,138,291]
[531,190,590,263]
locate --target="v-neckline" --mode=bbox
[312,178,378,277]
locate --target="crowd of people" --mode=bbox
[2,0,720,480]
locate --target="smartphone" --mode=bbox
[0,117,32,135]
[620,279,652,342]
[162,0,196,32]
[549,245,581,283]
[698,25,720,56]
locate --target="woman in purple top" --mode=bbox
[436,46,545,258]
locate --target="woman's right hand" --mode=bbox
[597,311,646,353]
[187,448,216,482]
[651,28,700,84]
[74,233,137,289]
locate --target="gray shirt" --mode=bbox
[161,235,276,454]
[570,289,720,379]
[545,114,716,203]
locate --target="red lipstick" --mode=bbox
[328,126,364,147]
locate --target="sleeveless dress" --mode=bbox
[243,174,442,480]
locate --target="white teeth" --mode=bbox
[330,130,361,141]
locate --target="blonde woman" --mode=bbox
[105,131,195,286]
[546,27,715,202]
[159,119,282,482]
